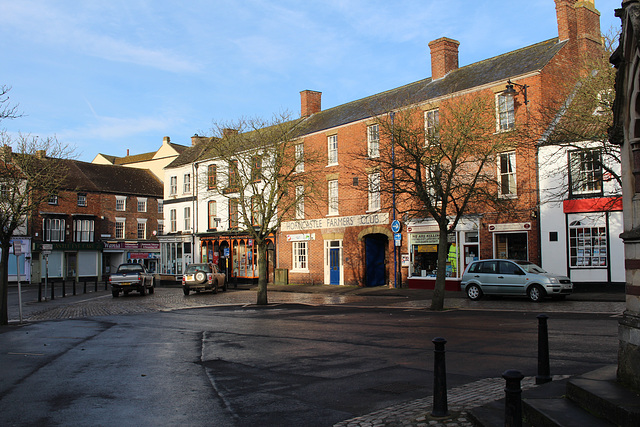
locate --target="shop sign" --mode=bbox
[411,233,456,245]
[281,213,389,232]
[487,223,531,232]
[287,233,315,242]
[104,241,161,250]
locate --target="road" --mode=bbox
[0,287,621,427]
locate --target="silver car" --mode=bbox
[460,259,573,302]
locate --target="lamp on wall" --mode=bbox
[504,79,529,105]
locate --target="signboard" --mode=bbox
[391,220,401,233]
[282,212,389,232]
[287,233,315,242]
[12,242,21,256]
[394,232,402,247]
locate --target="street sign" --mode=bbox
[391,220,401,233]
[394,232,402,247]
[13,242,21,256]
[42,244,53,251]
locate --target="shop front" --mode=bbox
[103,241,161,277]
[5,238,32,283]
[33,241,102,281]
[158,235,193,282]
[406,218,480,290]
[199,233,275,285]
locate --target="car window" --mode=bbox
[118,264,143,273]
[499,261,520,275]
[185,264,207,274]
[468,262,481,273]
[516,261,547,274]
[480,261,498,274]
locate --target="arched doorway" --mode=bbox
[365,233,388,287]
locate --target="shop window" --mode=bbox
[569,222,607,268]
[495,232,527,260]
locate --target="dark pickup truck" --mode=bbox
[109,263,155,297]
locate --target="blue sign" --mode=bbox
[224,248,230,257]
[391,220,401,233]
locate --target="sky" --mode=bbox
[0,0,623,162]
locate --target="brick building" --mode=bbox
[30,159,163,281]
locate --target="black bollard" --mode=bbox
[536,314,551,384]
[83,280,87,294]
[62,280,66,297]
[431,337,449,417]
[38,280,42,302]
[95,279,98,292]
[51,280,55,300]
[503,369,524,427]
[73,280,76,296]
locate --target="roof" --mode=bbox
[60,159,163,197]
[165,37,567,168]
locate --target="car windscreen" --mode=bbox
[516,261,547,274]
[185,264,208,274]
[117,265,143,273]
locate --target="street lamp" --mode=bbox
[504,79,529,105]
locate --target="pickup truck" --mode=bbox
[109,263,155,297]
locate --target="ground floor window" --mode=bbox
[410,233,457,277]
[231,239,258,278]
[569,222,607,268]
[292,241,308,271]
[494,232,528,260]
[160,241,187,275]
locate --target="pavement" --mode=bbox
[4,281,627,427]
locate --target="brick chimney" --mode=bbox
[300,90,321,117]
[555,0,601,56]
[1,145,12,162]
[222,128,239,138]
[191,134,210,146]
[429,37,460,80]
[163,136,170,144]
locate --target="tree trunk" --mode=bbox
[0,239,12,325]
[256,241,268,305]
[430,227,450,311]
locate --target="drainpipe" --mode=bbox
[391,111,397,289]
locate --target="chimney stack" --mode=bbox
[191,134,209,146]
[429,37,460,80]
[163,136,170,144]
[222,128,239,138]
[126,149,130,157]
[36,150,46,159]
[1,145,12,162]
[555,0,601,57]
[300,90,322,117]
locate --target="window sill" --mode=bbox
[326,213,339,217]
[366,208,381,214]
[290,268,310,274]
[326,163,338,168]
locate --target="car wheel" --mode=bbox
[528,285,545,302]
[195,270,207,284]
[112,290,119,298]
[183,287,190,296]
[140,286,146,296]
[466,284,483,301]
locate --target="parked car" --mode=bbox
[109,263,155,297]
[460,259,573,302]
[182,263,227,295]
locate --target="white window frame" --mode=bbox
[137,198,147,212]
[74,219,94,242]
[183,173,191,194]
[498,151,517,198]
[295,185,304,219]
[157,220,164,236]
[170,176,178,195]
[77,193,87,207]
[327,134,338,165]
[170,209,177,232]
[424,109,440,144]
[292,241,308,271]
[208,200,218,229]
[497,93,515,131]
[184,206,191,230]
[137,219,147,240]
[116,196,126,212]
[115,218,126,239]
[328,179,339,216]
[569,149,603,196]
[367,124,380,158]
[44,218,65,242]
[368,172,381,212]
[295,143,305,172]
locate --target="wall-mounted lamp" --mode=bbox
[504,79,529,105]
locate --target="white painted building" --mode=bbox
[538,141,624,288]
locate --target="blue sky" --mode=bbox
[0,0,622,162]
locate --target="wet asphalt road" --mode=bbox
[0,286,621,426]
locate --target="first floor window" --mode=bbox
[367,124,379,158]
[208,201,218,229]
[77,193,87,207]
[170,176,178,195]
[295,143,304,172]
[170,209,177,232]
[292,241,308,270]
[116,196,126,211]
[327,134,338,165]
[208,164,217,189]
[368,172,381,211]
[137,198,147,212]
[569,222,607,268]
[183,173,191,194]
[115,220,125,239]
[74,219,94,242]
[498,151,516,197]
[157,220,164,236]
[44,218,65,242]
[328,180,339,215]
[184,206,191,230]
[295,185,304,219]
[137,221,147,239]
[424,109,440,142]
[158,200,163,214]
[497,93,515,131]
[570,149,603,196]
[229,198,239,229]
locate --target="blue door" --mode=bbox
[329,248,340,285]
[365,234,387,287]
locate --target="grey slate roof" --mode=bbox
[60,159,163,197]
[167,37,567,167]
